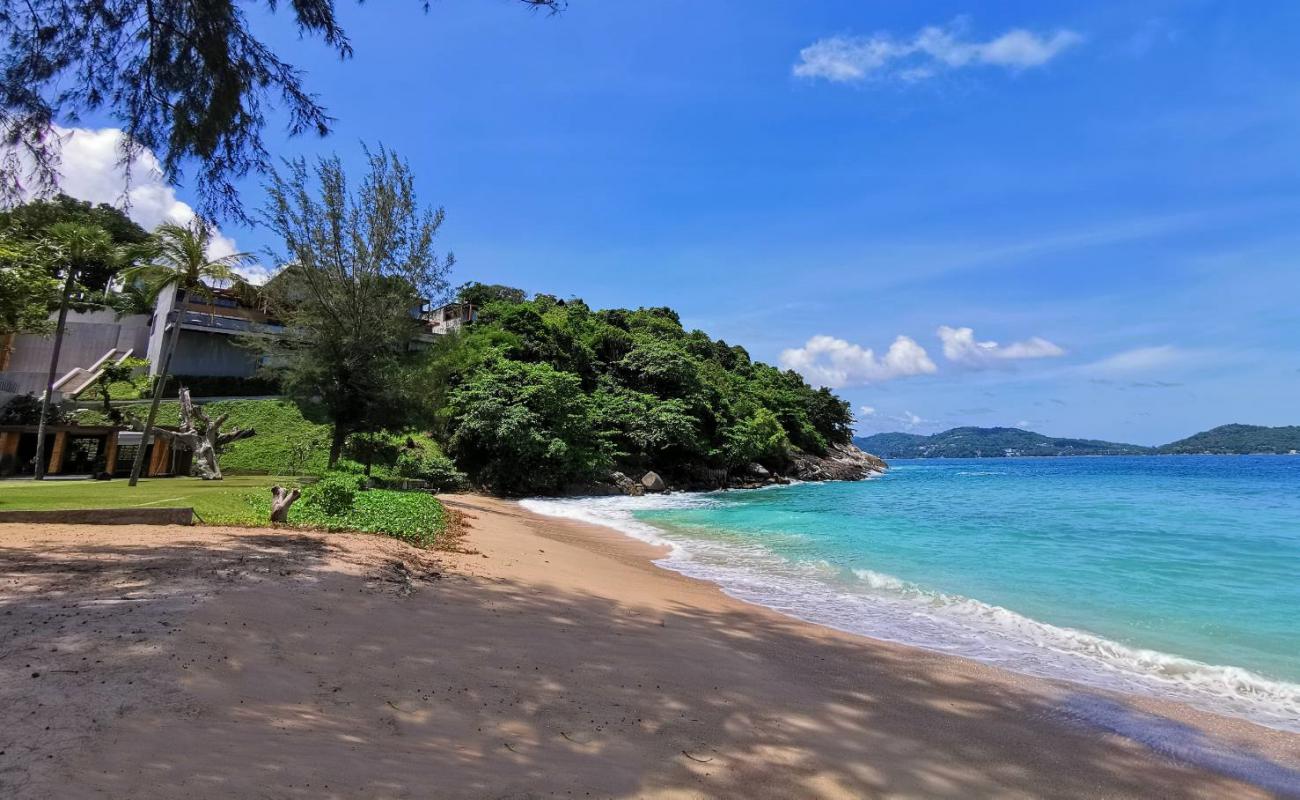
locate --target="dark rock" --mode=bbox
[611,471,646,496]
[640,471,667,492]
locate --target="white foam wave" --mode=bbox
[522,493,1300,734]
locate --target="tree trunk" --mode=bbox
[34,268,77,480]
[270,485,301,523]
[164,387,254,480]
[328,421,346,469]
[129,302,183,486]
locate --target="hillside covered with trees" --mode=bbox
[855,427,1151,458]
[1156,424,1300,454]
[428,286,869,494]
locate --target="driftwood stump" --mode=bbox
[162,387,255,480]
[270,486,301,523]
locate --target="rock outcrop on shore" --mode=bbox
[565,442,887,496]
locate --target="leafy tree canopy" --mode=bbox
[0,238,58,336]
[432,289,854,494]
[0,194,147,291]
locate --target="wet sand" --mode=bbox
[2,493,1297,798]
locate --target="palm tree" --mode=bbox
[32,222,118,479]
[123,221,251,485]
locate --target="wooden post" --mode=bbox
[0,432,18,476]
[102,431,119,476]
[48,430,68,475]
[147,436,172,477]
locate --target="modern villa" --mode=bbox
[0,289,474,478]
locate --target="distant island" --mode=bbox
[855,427,1150,458]
[855,424,1300,458]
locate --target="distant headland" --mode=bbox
[855,424,1300,458]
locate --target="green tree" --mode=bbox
[90,356,150,425]
[0,195,149,292]
[447,357,607,494]
[258,146,453,467]
[119,221,251,485]
[0,238,58,339]
[456,282,527,307]
[30,222,118,479]
[1,1,563,218]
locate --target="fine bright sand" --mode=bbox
[2,493,1298,798]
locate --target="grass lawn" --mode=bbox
[0,475,289,526]
[0,475,451,548]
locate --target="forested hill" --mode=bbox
[430,286,873,494]
[1156,424,1300,454]
[854,427,1151,458]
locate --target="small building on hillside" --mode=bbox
[424,302,477,336]
[1,287,475,402]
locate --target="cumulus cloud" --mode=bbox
[936,325,1065,367]
[858,405,877,417]
[780,334,937,388]
[794,20,1082,84]
[9,126,271,283]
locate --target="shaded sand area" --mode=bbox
[2,494,1298,798]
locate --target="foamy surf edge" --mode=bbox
[520,492,1300,735]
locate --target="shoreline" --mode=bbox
[519,484,1300,736]
[2,498,1298,797]
[449,495,1300,795]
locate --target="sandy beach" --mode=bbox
[2,493,1298,799]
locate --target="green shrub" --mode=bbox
[395,446,469,491]
[247,485,447,548]
[305,472,364,516]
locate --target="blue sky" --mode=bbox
[63,1,1300,445]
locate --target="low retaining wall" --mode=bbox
[0,507,194,526]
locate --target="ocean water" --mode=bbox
[522,455,1300,732]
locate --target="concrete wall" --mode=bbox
[0,311,151,395]
[170,330,262,377]
[0,507,194,525]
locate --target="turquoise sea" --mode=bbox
[523,455,1300,732]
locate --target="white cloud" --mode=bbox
[1082,345,1186,374]
[10,126,271,283]
[898,410,925,428]
[794,20,1082,84]
[889,410,933,431]
[780,334,937,388]
[937,325,1065,367]
[858,405,877,417]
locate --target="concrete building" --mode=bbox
[0,291,473,402]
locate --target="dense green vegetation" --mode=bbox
[431,290,854,494]
[855,427,1151,458]
[1156,424,1300,455]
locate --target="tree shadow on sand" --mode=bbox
[2,528,1298,799]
